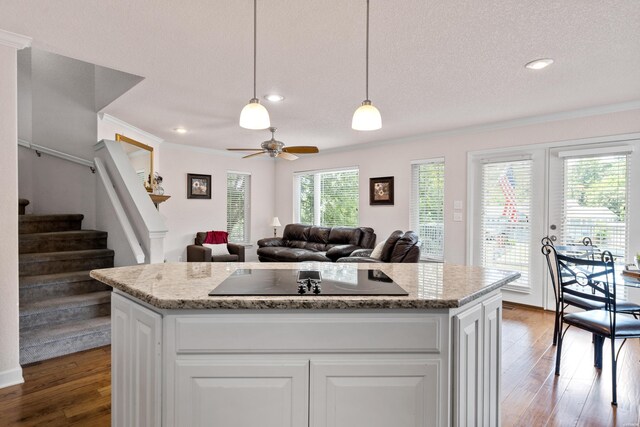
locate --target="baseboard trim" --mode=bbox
[0,366,24,389]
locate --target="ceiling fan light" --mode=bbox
[239,98,270,130]
[352,100,381,131]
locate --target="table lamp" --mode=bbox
[270,217,281,237]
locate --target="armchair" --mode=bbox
[187,231,246,262]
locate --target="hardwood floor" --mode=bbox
[0,305,638,426]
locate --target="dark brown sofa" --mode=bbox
[337,230,420,263]
[257,223,376,262]
[187,232,246,262]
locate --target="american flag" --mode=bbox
[499,167,518,222]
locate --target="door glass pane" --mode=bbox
[560,154,628,260]
[480,160,532,288]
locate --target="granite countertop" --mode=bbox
[90,262,520,310]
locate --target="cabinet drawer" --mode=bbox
[173,312,443,354]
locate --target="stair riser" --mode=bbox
[20,329,111,365]
[20,256,113,276]
[20,280,111,303]
[19,236,107,254]
[19,220,82,234]
[20,303,111,330]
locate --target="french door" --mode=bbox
[469,150,547,307]
[470,137,640,309]
[547,140,640,309]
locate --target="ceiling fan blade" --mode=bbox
[282,146,319,154]
[227,148,264,151]
[277,152,298,161]
[243,151,267,159]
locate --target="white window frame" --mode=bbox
[410,158,445,261]
[293,166,359,227]
[226,171,251,244]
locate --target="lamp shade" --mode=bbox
[352,100,381,131]
[240,99,271,130]
[270,217,281,227]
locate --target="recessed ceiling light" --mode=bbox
[174,127,188,134]
[525,58,554,70]
[264,94,285,102]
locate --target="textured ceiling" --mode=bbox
[1,0,639,151]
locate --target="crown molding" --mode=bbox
[98,113,164,145]
[0,29,31,50]
[323,99,640,155]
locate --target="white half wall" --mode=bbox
[159,143,276,262]
[0,36,28,388]
[274,108,640,265]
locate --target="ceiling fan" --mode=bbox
[227,127,319,160]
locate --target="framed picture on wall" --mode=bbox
[369,176,394,205]
[187,173,211,199]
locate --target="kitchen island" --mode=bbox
[91,262,520,427]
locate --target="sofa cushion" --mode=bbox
[195,232,207,245]
[203,243,230,256]
[287,240,307,249]
[358,227,376,249]
[308,226,331,244]
[305,242,328,252]
[257,246,330,262]
[370,241,386,260]
[283,224,309,242]
[211,254,239,262]
[389,231,420,262]
[328,227,361,245]
[380,230,403,262]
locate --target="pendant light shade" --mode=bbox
[240,0,270,130]
[352,100,381,131]
[240,98,270,130]
[352,0,381,131]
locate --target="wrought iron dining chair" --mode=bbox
[546,245,640,405]
[542,237,640,346]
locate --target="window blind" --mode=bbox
[294,168,359,227]
[227,172,251,243]
[480,160,532,289]
[410,160,444,261]
[560,154,628,260]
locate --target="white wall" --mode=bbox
[274,108,640,265]
[17,48,98,226]
[159,143,276,262]
[0,43,24,388]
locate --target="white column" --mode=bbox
[0,29,31,389]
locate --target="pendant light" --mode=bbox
[352,0,381,131]
[239,0,270,129]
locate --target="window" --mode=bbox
[227,172,250,243]
[560,154,629,260]
[410,159,445,260]
[480,159,532,288]
[294,168,359,227]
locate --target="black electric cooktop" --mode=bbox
[209,268,408,296]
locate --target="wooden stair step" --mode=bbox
[20,270,111,303]
[19,249,114,276]
[20,291,112,330]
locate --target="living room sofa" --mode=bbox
[257,223,376,262]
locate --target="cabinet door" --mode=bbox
[111,293,162,427]
[175,360,309,427]
[453,304,482,427]
[310,359,440,427]
[482,294,502,427]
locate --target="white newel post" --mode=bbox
[0,29,31,389]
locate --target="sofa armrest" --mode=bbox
[227,243,246,262]
[187,244,212,262]
[350,248,373,258]
[257,237,284,248]
[326,244,361,262]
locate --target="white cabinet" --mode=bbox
[310,359,440,427]
[453,293,502,427]
[175,360,309,427]
[111,293,162,427]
